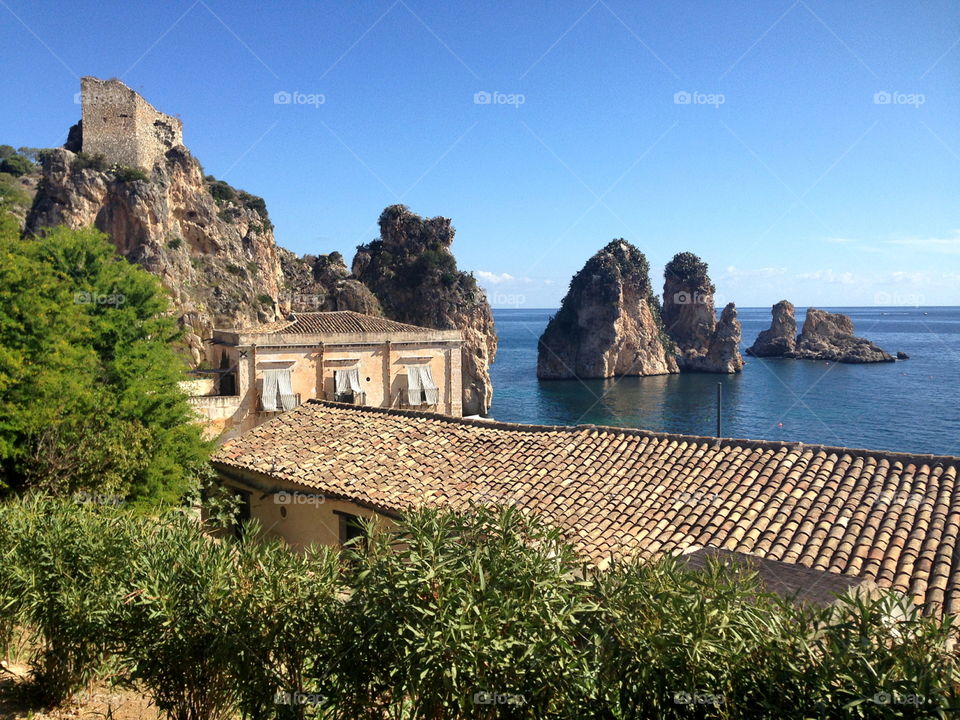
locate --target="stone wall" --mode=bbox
[80,76,183,170]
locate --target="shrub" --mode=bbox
[112,165,150,183]
[168,236,183,250]
[257,293,273,305]
[333,506,597,719]
[0,153,34,177]
[72,152,108,172]
[207,179,236,204]
[0,496,138,705]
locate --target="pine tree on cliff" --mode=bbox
[352,205,497,416]
[537,239,678,380]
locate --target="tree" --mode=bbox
[0,221,210,502]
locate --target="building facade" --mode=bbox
[188,311,462,438]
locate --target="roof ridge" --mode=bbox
[304,399,960,466]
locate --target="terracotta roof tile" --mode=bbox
[253,310,440,335]
[212,400,960,617]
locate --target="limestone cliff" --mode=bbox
[279,249,382,315]
[352,205,497,416]
[537,240,678,379]
[26,146,286,364]
[746,300,797,357]
[661,252,743,373]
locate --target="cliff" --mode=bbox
[746,300,797,357]
[537,240,678,379]
[661,252,743,373]
[279,249,382,315]
[352,205,497,415]
[26,146,286,364]
[747,303,894,363]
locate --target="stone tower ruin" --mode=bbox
[79,76,183,170]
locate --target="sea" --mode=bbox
[488,307,960,457]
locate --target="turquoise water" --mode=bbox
[488,307,960,457]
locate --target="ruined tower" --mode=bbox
[79,76,183,170]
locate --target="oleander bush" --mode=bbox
[0,497,957,720]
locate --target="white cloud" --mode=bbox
[475,270,516,285]
[722,266,786,280]
[795,269,859,285]
[886,230,960,255]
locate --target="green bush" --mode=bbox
[0,498,957,719]
[113,165,150,183]
[0,153,34,177]
[72,152,108,172]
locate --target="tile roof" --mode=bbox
[212,401,960,617]
[253,311,438,335]
[676,547,875,608]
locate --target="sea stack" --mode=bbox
[748,303,894,363]
[661,252,743,373]
[537,239,678,379]
[746,300,797,357]
[791,308,894,363]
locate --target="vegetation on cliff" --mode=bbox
[353,204,497,415]
[0,219,209,501]
[538,239,678,379]
[1,498,956,719]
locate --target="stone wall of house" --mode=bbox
[80,76,183,170]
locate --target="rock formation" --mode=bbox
[279,249,381,315]
[791,308,894,363]
[746,300,797,357]
[661,252,743,373]
[537,239,678,379]
[26,145,286,365]
[352,205,497,416]
[748,303,894,363]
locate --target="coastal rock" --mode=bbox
[352,205,497,416]
[746,300,797,357]
[789,308,894,363]
[661,252,743,373]
[279,249,382,315]
[26,146,286,365]
[897,351,909,360]
[537,239,678,379]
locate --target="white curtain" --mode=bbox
[261,369,280,412]
[346,368,362,393]
[406,367,422,406]
[335,368,362,399]
[419,365,439,405]
[277,369,297,411]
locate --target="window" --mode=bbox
[335,510,366,547]
[261,368,297,411]
[334,368,363,404]
[406,365,439,406]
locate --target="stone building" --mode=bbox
[187,310,463,438]
[79,76,183,170]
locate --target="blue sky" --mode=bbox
[2,0,958,307]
